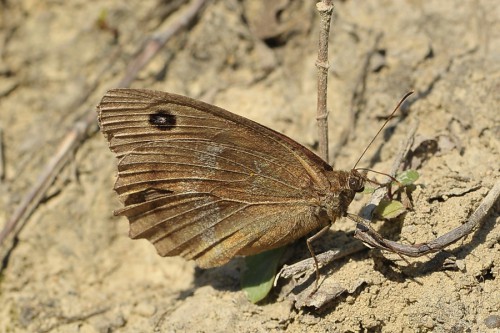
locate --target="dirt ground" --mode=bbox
[0,0,499,332]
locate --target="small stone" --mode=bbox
[484,315,500,328]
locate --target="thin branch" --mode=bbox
[119,0,208,87]
[354,179,500,256]
[0,0,208,263]
[0,115,92,247]
[37,307,110,333]
[315,1,334,163]
[0,127,4,180]
[277,241,366,282]
[269,0,339,295]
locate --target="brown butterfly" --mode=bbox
[97,88,366,271]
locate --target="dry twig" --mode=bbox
[277,241,366,281]
[315,0,334,162]
[0,127,4,181]
[37,307,110,333]
[354,179,500,256]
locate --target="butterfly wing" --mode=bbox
[97,88,333,268]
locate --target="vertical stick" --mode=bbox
[0,128,4,180]
[315,1,334,163]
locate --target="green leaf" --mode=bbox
[241,247,285,303]
[363,186,375,194]
[375,199,406,219]
[396,170,419,186]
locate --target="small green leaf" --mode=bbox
[96,9,108,26]
[375,199,406,219]
[363,186,375,194]
[396,170,419,186]
[241,247,285,303]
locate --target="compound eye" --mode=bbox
[349,176,364,192]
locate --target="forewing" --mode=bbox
[97,88,332,267]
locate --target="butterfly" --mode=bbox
[97,88,365,270]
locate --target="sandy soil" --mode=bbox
[0,0,499,332]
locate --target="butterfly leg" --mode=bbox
[306,224,331,292]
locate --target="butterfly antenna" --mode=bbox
[353,91,414,169]
[356,168,400,185]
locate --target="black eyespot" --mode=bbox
[124,189,174,205]
[149,110,176,131]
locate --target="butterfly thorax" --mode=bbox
[318,169,365,223]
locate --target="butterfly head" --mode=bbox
[337,169,365,217]
[347,169,366,193]
[322,169,366,221]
